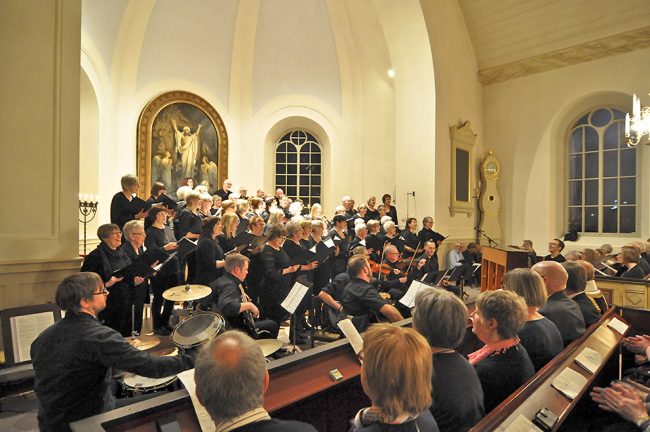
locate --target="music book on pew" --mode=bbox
[177,369,215,432]
[338,318,364,360]
[399,280,432,309]
[551,367,588,400]
[574,347,603,374]
[176,237,198,260]
[607,317,629,335]
[10,312,55,363]
[281,281,310,314]
[498,414,542,432]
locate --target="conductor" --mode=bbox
[31,272,195,432]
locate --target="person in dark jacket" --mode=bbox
[562,261,601,328]
[31,272,194,432]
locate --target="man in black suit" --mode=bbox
[195,331,317,432]
[532,261,586,346]
[562,261,601,328]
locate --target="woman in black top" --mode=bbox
[401,218,420,259]
[259,224,300,324]
[328,215,349,277]
[81,223,136,336]
[176,192,202,282]
[145,207,179,335]
[192,217,225,288]
[217,213,240,254]
[382,194,398,227]
[309,220,331,293]
[503,269,563,372]
[119,220,150,336]
[413,287,485,432]
[619,246,647,279]
[469,290,535,413]
[365,196,380,221]
[110,174,147,230]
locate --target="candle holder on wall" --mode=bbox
[79,194,98,256]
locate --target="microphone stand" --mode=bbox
[476,228,498,248]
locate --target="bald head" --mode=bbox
[531,261,568,295]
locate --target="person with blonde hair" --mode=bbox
[351,324,439,431]
[469,290,535,413]
[217,213,240,253]
[413,287,484,431]
[503,268,563,371]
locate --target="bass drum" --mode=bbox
[121,374,177,397]
[172,312,226,349]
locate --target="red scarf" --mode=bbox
[468,337,520,365]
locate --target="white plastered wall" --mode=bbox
[484,48,650,254]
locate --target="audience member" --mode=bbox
[577,260,608,314]
[562,261,601,327]
[447,242,464,268]
[350,324,439,432]
[503,269,563,371]
[413,287,484,431]
[195,330,317,431]
[618,246,647,279]
[544,239,566,263]
[532,261,586,346]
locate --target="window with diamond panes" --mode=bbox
[567,108,636,234]
[275,130,322,206]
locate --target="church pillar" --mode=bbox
[0,0,82,309]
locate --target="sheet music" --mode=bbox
[574,347,602,374]
[309,245,317,253]
[359,239,366,246]
[10,312,55,363]
[551,367,587,400]
[607,317,629,335]
[399,280,426,309]
[323,238,335,248]
[498,414,542,432]
[337,319,364,355]
[280,281,310,314]
[177,369,215,432]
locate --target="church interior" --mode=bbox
[1,0,650,431]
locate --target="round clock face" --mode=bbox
[484,160,499,176]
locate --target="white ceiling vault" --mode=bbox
[458,0,650,84]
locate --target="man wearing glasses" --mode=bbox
[544,238,567,263]
[31,272,195,432]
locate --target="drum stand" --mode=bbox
[288,313,300,354]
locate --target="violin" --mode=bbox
[369,260,407,278]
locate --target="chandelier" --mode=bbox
[624,93,650,147]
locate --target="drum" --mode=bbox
[121,374,177,397]
[172,312,225,349]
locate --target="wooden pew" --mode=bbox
[468,306,635,431]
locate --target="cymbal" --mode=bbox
[256,339,283,357]
[126,335,161,351]
[163,284,212,301]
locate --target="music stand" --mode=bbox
[281,279,311,353]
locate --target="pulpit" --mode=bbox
[481,246,529,291]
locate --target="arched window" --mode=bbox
[567,108,637,234]
[275,130,322,206]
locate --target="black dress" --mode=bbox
[80,242,133,336]
[328,229,349,277]
[192,237,224,286]
[400,230,419,258]
[110,192,136,230]
[260,245,293,323]
[144,226,178,329]
[119,242,149,335]
[518,318,563,371]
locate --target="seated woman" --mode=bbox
[350,324,439,432]
[413,287,484,432]
[469,290,535,413]
[618,246,647,279]
[503,269,563,371]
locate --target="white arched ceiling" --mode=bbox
[81,0,128,75]
[136,0,239,106]
[253,0,342,114]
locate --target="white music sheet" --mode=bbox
[399,280,426,309]
[323,238,335,249]
[337,318,364,355]
[177,368,215,432]
[10,312,55,363]
[574,347,602,374]
[498,414,542,432]
[281,281,310,314]
[551,367,587,400]
[607,317,629,335]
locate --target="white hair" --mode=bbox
[380,215,392,225]
[355,223,368,236]
[176,185,193,201]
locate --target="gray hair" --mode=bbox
[176,185,193,201]
[120,174,138,190]
[97,223,120,241]
[383,220,395,232]
[565,250,581,261]
[55,272,102,314]
[122,220,143,240]
[476,290,527,339]
[311,219,324,230]
[380,216,392,226]
[285,221,303,238]
[413,287,468,349]
[354,223,368,236]
[195,331,266,422]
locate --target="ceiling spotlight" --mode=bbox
[387,69,395,78]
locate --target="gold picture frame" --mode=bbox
[136,91,228,197]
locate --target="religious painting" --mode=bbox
[137,91,228,198]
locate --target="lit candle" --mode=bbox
[625,113,630,136]
[78,193,82,201]
[633,94,640,119]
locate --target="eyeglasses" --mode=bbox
[132,232,145,236]
[93,288,109,296]
[110,231,122,236]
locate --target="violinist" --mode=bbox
[412,241,439,284]
[401,217,420,258]
[211,253,279,339]
[378,245,411,317]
